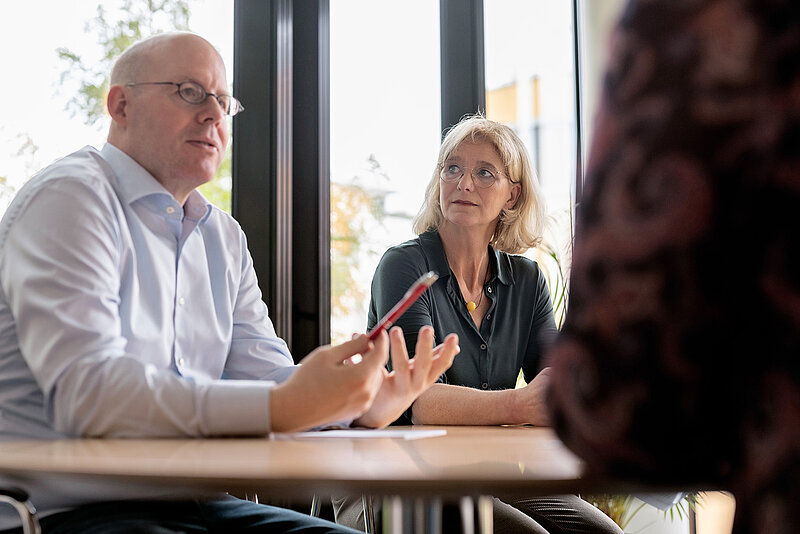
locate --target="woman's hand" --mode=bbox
[513,367,552,427]
[353,326,460,428]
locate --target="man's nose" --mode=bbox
[199,95,225,122]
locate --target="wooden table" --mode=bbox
[0,426,650,533]
[0,426,592,499]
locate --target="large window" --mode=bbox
[485,0,577,215]
[0,0,235,215]
[484,0,578,325]
[1,3,105,211]
[578,0,627,161]
[2,0,623,351]
[329,1,441,344]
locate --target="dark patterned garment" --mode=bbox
[547,1,800,533]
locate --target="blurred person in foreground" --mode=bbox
[334,115,622,534]
[547,1,800,533]
[0,32,458,533]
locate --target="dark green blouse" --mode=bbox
[368,231,558,408]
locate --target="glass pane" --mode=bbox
[484,0,578,327]
[330,1,441,344]
[192,0,235,213]
[579,0,626,162]
[0,0,234,215]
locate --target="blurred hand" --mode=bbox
[270,333,389,432]
[513,367,552,427]
[353,325,460,428]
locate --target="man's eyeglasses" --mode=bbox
[125,81,245,117]
[439,162,513,188]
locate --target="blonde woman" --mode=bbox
[334,115,621,534]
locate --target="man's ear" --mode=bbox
[505,183,521,210]
[106,85,128,126]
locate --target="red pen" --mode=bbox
[367,271,438,340]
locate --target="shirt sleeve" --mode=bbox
[222,230,296,385]
[368,244,435,358]
[1,178,274,438]
[522,263,558,382]
[367,244,439,425]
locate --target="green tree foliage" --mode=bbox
[0,133,40,209]
[0,176,12,209]
[330,155,390,344]
[57,0,192,127]
[55,0,232,212]
[197,144,232,209]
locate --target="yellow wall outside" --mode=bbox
[486,77,541,124]
[486,83,517,124]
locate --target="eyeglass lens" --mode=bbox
[440,164,500,187]
[177,82,241,116]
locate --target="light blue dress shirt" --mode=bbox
[0,144,299,524]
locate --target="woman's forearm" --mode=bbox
[410,383,522,425]
[411,368,552,426]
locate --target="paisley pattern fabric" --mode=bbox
[547,1,800,533]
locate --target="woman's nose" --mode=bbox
[456,171,475,191]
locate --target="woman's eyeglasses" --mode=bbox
[439,163,512,188]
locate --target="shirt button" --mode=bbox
[166,206,175,214]
[178,358,185,367]
[178,297,185,306]
[480,344,487,350]
[486,314,491,320]
[487,287,492,293]
[481,382,489,389]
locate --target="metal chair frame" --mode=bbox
[0,488,41,534]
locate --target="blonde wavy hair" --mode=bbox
[412,114,545,254]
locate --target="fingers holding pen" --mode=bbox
[357,329,390,373]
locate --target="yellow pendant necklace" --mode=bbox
[465,266,489,312]
[466,289,483,312]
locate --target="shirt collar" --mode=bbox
[419,231,515,286]
[100,143,212,223]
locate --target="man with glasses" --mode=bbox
[0,32,459,533]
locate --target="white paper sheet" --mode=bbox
[271,429,447,441]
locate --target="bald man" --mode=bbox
[0,32,458,533]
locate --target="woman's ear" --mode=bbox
[505,183,521,210]
[106,85,128,126]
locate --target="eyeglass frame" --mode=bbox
[437,161,517,189]
[124,81,245,117]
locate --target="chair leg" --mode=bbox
[477,495,493,534]
[0,488,41,534]
[310,494,322,517]
[459,496,475,534]
[362,494,376,534]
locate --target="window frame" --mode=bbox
[232,0,585,359]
